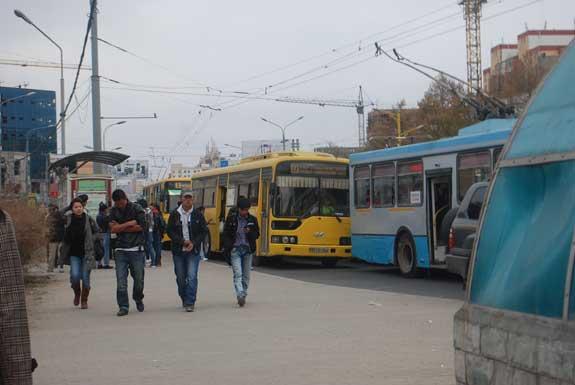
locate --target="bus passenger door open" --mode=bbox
[426,170,452,264]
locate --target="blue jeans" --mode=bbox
[172,251,201,306]
[230,246,253,298]
[145,232,155,262]
[101,232,111,266]
[115,250,145,311]
[152,232,163,266]
[70,255,91,289]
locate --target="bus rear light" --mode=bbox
[448,228,456,251]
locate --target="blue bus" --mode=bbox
[349,118,515,277]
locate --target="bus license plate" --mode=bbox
[309,247,329,254]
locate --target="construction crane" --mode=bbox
[460,0,487,94]
[0,58,91,71]
[273,86,370,147]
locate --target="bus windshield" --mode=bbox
[273,162,349,218]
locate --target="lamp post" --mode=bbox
[103,121,127,150]
[260,116,304,151]
[14,9,66,155]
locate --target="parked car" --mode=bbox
[445,182,488,282]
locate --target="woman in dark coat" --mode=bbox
[0,208,33,385]
[58,198,99,309]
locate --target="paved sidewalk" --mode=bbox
[28,257,460,385]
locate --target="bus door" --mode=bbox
[426,169,452,263]
[259,168,273,255]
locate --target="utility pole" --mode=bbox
[357,86,366,147]
[90,0,103,173]
[460,0,487,94]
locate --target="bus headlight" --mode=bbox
[272,235,298,244]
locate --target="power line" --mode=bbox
[225,0,459,89]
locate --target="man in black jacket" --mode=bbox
[222,197,260,307]
[109,189,147,317]
[166,190,208,312]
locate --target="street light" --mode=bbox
[14,9,67,154]
[260,116,304,151]
[0,91,36,105]
[103,121,127,150]
[85,145,122,151]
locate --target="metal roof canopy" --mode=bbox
[49,151,129,173]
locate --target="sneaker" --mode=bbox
[117,308,129,317]
[237,296,246,307]
[103,265,113,269]
[136,301,145,312]
[184,304,195,312]
[97,265,103,269]
[58,266,65,273]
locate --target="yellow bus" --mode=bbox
[191,152,351,266]
[143,177,192,242]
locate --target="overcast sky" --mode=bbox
[1,0,574,175]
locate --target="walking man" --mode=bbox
[109,189,147,317]
[223,198,260,307]
[151,204,166,267]
[166,191,208,312]
[96,203,112,269]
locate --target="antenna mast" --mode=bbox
[460,0,487,94]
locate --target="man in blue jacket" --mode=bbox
[166,190,208,312]
[223,198,260,307]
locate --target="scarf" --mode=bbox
[177,205,194,241]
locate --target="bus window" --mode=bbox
[274,176,319,217]
[320,177,349,216]
[248,182,259,206]
[458,151,490,201]
[397,160,423,206]
[493,147,503,169]
[372,163,395,207]
[354,166,370,208]
[204,187,216,207]
[192,188,204,207]
[238,184,249,200]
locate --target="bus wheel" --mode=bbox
[203,233,212,258]
[252,255,265,267]
[321,259,338,268]
[397,233,418,277]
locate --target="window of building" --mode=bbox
[458,151,491,201]
[14,160,20,176]
[354,166,370,208]
[397,160,423,206]
[372,163,395,207]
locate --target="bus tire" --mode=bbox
[321,259,338,268]
[252,255,265,267]
[203,233,212,258]
[396,232,419,278]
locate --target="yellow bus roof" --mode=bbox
[191,151,349,179]
[143,177,192,189]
